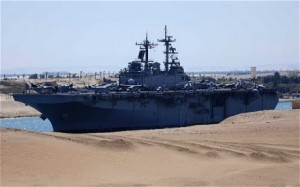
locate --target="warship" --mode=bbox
[13,26,278,132]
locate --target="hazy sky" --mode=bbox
[1,1,299,74]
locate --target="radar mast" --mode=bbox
[136,33,157,71]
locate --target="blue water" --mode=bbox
[0,117,53,132]
[0,101,292,132]
[275,101,292,110]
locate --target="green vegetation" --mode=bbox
[257,71,300,94]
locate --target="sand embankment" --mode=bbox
[0,94,40,118]
[1,109,299,186]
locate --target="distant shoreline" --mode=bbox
[279,98,299,102]
[0,114,40,119]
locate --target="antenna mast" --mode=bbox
[157,25,176,72]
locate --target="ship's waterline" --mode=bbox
[0,101,291,132]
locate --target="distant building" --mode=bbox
[251,67,256,79]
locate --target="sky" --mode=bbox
[1,1,299,74]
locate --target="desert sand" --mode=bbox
[1,109,299,186]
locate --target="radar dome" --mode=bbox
[128,79,135,85]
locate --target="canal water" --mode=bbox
[0,101,293,132]
[0,117,53,132]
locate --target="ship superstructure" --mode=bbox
[119,26,189,89]
[13,26,278,132]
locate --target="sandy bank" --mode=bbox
[1,109,299,186]
[0,77,107,118]
[0,94,40,118]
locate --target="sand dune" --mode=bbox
[1,110,299,186]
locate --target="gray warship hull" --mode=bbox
[13,89,278,132]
